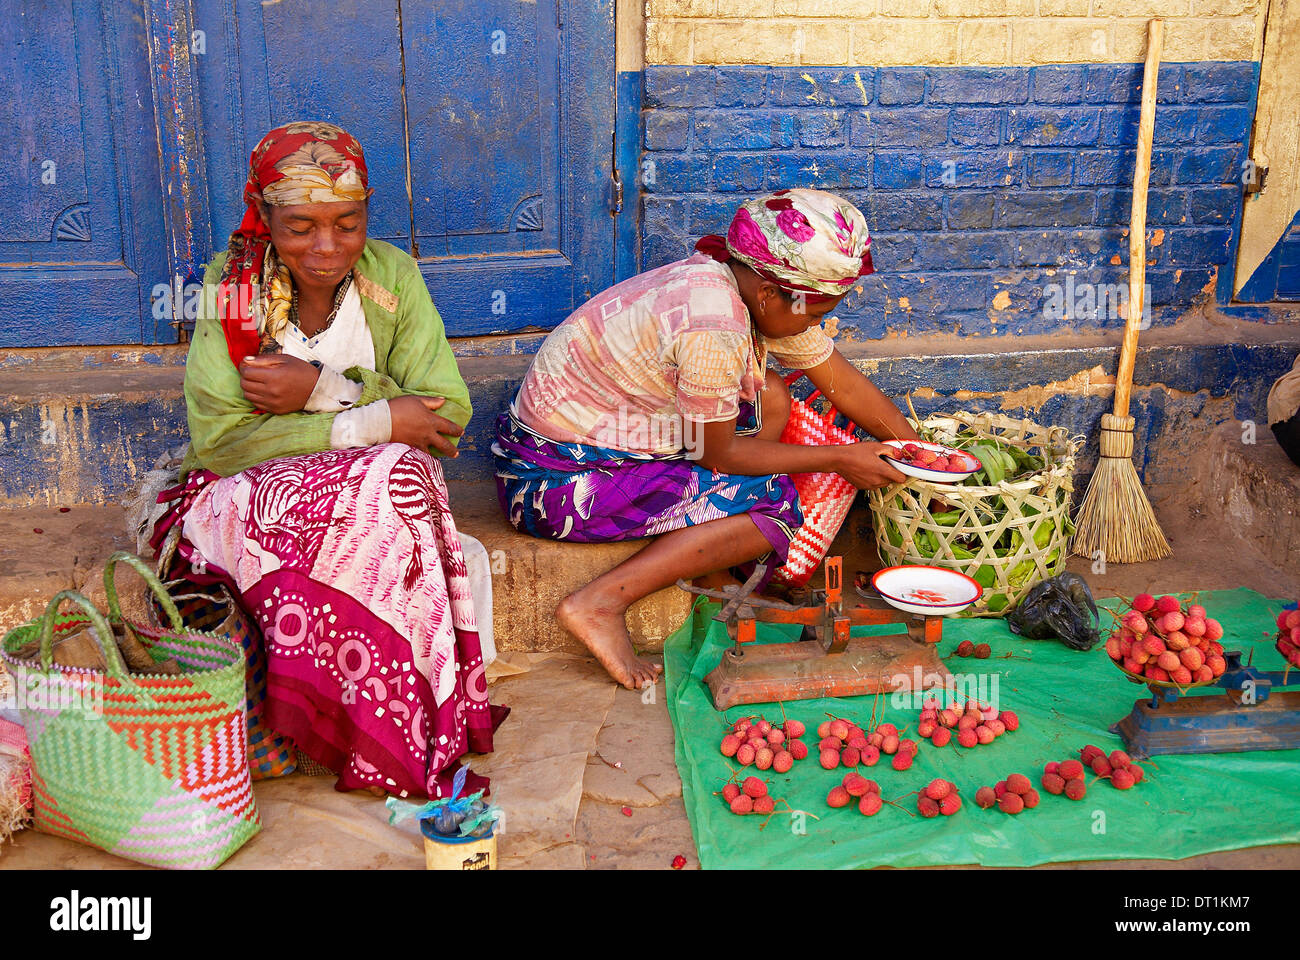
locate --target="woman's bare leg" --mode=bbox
[561,369,794,689]
[557,514,774,689]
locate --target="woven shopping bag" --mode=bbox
[771,372,860,587]
[154,528,297,780]
[0,552,260,869]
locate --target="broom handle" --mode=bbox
[1113,18,1163,418]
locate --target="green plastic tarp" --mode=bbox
[665,587,1300,869]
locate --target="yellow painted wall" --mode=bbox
[645,0,1271,66]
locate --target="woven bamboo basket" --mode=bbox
[866,410,1082,617]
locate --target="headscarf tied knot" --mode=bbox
[695,188,873,304]
[216,121,370,367]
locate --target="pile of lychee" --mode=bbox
[953,640,991,659]
[916,778,962,818]
[826,772,884,816]
[1038,758,1089,800]
[1276,606,1300,669]
[916,695,1019,750]
[816,716,920,772]
[721,776,776,816]
[719,715,806,772]
[1075,745,1144,790]
[893,442,965,473]
[974,773,1040,813]
[1106,594,1226,686]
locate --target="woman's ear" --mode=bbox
[257,201,272,229]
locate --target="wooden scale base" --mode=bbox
[679,558,952,711]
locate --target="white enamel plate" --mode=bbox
[871,565,982,616]
[881,439,981,484]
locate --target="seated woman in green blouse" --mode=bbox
[153,122,504,800]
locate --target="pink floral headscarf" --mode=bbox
[696,188,873,303]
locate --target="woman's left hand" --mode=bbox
[239,354,321,414]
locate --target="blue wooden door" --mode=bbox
[0,1,167,347]
[193,0,616,336]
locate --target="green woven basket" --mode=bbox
[0,551,260,869]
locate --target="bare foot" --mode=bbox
[556,590,664,691]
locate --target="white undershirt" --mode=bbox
[277,281,391,448]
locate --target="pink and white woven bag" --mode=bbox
[771,372,860,587]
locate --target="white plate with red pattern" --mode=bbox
[871,565,982,616]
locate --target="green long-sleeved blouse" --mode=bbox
[181,238,472,478]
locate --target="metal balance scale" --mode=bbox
[677,557,953,711]
[1111,650,1300,759]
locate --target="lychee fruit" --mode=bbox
[720,734,741,757]
[742,776,767,797]
[975,786,997,808]
[753,795,775,815]
[788,739,809,761]
[1055,754,1086,780]
[974,643,991,659]
[931,727,952,747]
[1111,768,1135,790]
[736,744,756,766]
[998,793,1025,814]
[827,785,851,808]
[722,783,740,803]
[891,750,914,771]
[773,750,794,773]
[858,792,883,816]
[957,728,978,748]
[841,747,861,768]
[939,793,962,815]
[1041,772,1066,795]
[755,748,774,770]
[843,773,872,797]
[730,795,753,814]
[819,748,840,770]
[1132,593,1155,612]
[1064,778,1087,800]
[1006,773,1032,795]
[924,778,952,801]
[861,745,881,766]
[999,710,1019,731]
[783,719,805,738]
[917,795,940,818]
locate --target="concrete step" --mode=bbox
[0,483,691,656]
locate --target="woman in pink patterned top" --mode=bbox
[495,189,920,689]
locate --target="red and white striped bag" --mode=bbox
[771,372,860,587]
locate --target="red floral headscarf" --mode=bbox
[696,188,873,304]
[216,121,370,367]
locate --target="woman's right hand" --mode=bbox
[834,441,907,489]
[388,395,463,457]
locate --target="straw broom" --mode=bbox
[1072,18,1172,564]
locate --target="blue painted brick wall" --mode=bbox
[640,62,1259,341]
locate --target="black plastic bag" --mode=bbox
[1006,572,1100,651]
